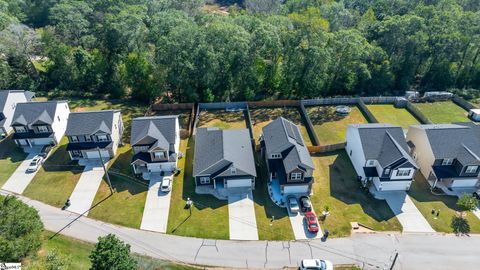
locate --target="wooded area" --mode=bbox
[0,0,479,103]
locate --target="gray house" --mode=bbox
[65,110,123,160]
[130,116,180,175]
[0,90,35,138]
[193,128,256,190]
[406,124,480,189]
[261,117,314,195]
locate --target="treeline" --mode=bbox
[0,0,479,103]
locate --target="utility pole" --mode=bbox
[97,147,114,194]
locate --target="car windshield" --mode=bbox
[30,161,37,166]
[309,217,316,222]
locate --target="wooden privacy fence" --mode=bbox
[405,101,432,124]
[452,95,477,111]
[248,100,300,108]
[308,142,346,154]
[150,102,195,111]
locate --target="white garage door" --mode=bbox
[31,138,53,146]
[227,178,252,188]
[451,179,479,188]
[17,139,29,146]
[86,150,110,159]
[283,185,309,194]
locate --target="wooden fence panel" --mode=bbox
[452,95,477,111]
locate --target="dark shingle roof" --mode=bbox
[66,110,119,136]
[193,128,256,177]
[11,101,66,127]
[130,116,178,152]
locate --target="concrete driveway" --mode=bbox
[288,208,323,240]
[2,148,41,194]
[68,159,108,215]
[382,191,435,233]
[140,173,172,233]
[228,190,258,240]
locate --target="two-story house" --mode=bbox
[130,116,180,175]
[261,117,314,195]
[406,124,480,189]
[0,90,35,138]
[10,100,70,148]
[65,110,123,160]
[193,127,257,191]
[346,124,418,192]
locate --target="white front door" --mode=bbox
[226,178,252,188]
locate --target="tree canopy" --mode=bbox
[89,234,137,270]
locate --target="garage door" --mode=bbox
[227,178,252,188]
[31,138,53,146]
[283,185,309,194]
[17,139,29,146]
[451,179,479,188]
[86,150,110,159]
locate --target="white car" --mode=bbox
[26,155,44,172]
[288,197,300,214]
[160,176,173,192]
[300,259,333,270]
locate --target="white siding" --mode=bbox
[2,92,28,134]
[406,127,436,180]
[109,111,123,155]
[390,168,415,180]
[345,126,366,179]
[373,178,412,191]
[51,102,70,144]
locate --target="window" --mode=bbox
[230,167,236,174]
[154,151,165,159]
[37,126,49,133]
[385,168,391,175]
[85,135,92,142]
[71,136,78,142]
[466,166,478,174]
[350,150,352,156]
[200,177,210,184]
[442,158,453,165]
[271,154,281,159]
[366,160,375,167]
[97,135,108,142]
[291,172,302,180]
[57,116,60,121]
[15,126,26,133]
[396,169,410,177]
[71,150,82,156]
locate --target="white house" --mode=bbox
[346,124,418,192]
[0,90,35,138]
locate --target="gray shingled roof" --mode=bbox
[354,123,416,168]
[413,124,480,166]
[130,116,178,152]
[11,101,66,127]
[66,110,119,136]
[193,128,256,178]
[0,90,34,112]
[262,117,314,174]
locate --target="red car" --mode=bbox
[305,211,319,233]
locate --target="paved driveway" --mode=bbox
[383,191,435,233]
[288,208,323,240]
[68,160,107,215]
[2,149,41,194]
[140,173,172,233]
[228,191,258,240]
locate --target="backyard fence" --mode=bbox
[299,102,320,146]
[307,142,346,154]
[357,99,379,123]
[405,101,432,124]
[199,101,247,110]
[452,95,477,111]
[361,96,399,104]
[302,97,359,106]
[150,102,195,111]
[248,100,300,108]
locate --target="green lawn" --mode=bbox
[23,138,85,207]
[366,104,419,128]
[166,139,229,239]
[306,106,368,145]
[414,101,469,123]
[253,153,294,240]
[0,137,27,187]
[408,174,480,233]
[198,110,247,130]
[310,151,402,237]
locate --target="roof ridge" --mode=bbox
[70,110,119,114]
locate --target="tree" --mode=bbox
[89,234,137,270]
[49,0,94,47]
[0,195,44,262]
[457,193,478,212]
[245,0,281,14]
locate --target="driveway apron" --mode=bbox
[228,191,259,240]
[140,173,172,233]
[288,208,323,240]
[2,151,41,194]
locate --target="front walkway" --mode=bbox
[68,159,108,215]
[381,191,435,233]
[140,173,172,233]
[228,190,259,240]
[2,148,41,194]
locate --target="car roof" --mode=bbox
[302,259,320,267]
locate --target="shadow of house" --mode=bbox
[42,142,84,174]
[327,151,397,222]
[104,174,147,196]
[0,137,27,162]
[307,106,346,125]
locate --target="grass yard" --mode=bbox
[310,151,402,237]
[253,153,294,240]
[0,137,27,187]
[414,101,469,123]
[23,138,85,207]
[306,106,367,145]
[250,107,312,145]
[408,174,480,234]
[366,104,419,128]
[198,109,247,130]
[166,139,229,239]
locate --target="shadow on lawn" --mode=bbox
[250,107,304,126]
[408,174,463,211]
[307,106,346,124]
[326,151,397,222]
[42,143,84,174]
[198,109,245,126]
[0,137,27,162]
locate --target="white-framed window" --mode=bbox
[271,154,281,159]
[15,126,27,133]
[385,168,391,175]
[85,135,92,142]
[396,169,410,177]
[200,177,210,184]
[154,151,165,159]
[97,135,108,142]
[366,160,375,167]
[230,167,236,174]
[442,158,453,165]
[291,172,302,180]
[71,150,82,156]
[37,126,49,133]
[71,136,78,142]
[465,166,478,174]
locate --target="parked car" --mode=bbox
[287,197,300,214]
[39,144,53,158]
[305,211,319,234]
[26,155,44,172]
[473,190,480,200]
[299,196,312,212]
[299,259,333,270]
[160,176,173,192]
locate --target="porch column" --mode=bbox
[213,178,216,189]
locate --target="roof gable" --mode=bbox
[11,101,63,127]
[66,110,118,136]
[130,116,177,149]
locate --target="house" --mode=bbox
[0,90,35,138]
[65,110,123,160]
[346,124,418,192]
[468,109,480,122]
[130,116,180,175]
[10,100,70,148]
[193,128,256,190]
[261,117,314,195]
[406,124,480,189]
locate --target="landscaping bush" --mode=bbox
[457,193,478,212]
[90,234,137,270]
